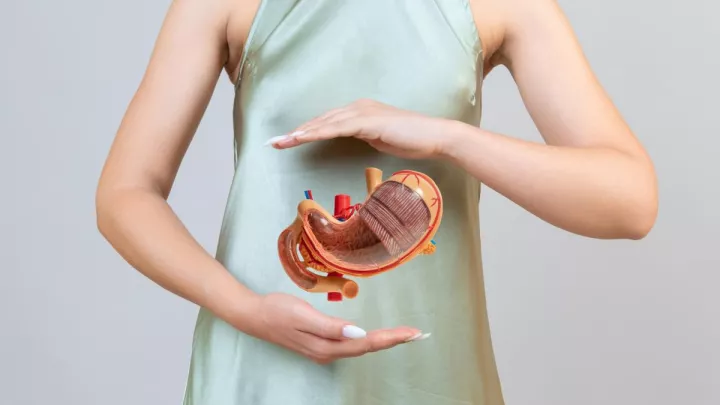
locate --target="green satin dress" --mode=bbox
[183,0,504,403]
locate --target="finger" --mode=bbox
[328,327,425,359]
[263,107,351,148]
[366,327,426,349]
[264,108,362,148]
[311,110,359,127]
[272,119,364,149]
[263,121,350,148]
[295,107,349,132]
[293,304,368,340]
[286,111,359,145]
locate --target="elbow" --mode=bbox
[615,154,658,240]
[601,204,656,241]
[618,187,658,241]
[623,209,656,240]
[95,184,113,239]
[94,178,123,239]
[94,180,164,238]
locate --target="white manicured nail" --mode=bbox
[263,135,290,146]
[406,332,431,342]
[263,131,305,146]
[342,325,367,339]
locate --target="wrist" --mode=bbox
[202,266,263,333]
[437,119,477,162]
[227,291,265,336]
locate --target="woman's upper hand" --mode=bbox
[241,292,428,365]
[267,99,457,160]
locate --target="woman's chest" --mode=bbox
[226,0,506,86]
[233,0,498,124]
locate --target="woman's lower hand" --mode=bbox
[242,292,428,365]
[266,99,461,160]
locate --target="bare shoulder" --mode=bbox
[466,0,508,77]
[468,0,573,74]
[163,0,260,84]
[226,0,262,83]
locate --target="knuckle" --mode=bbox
[316,125,331,135]
[311,340,332,357]
[366,335,394,353]
[367,341,381,353]
[311,127,328,138]
[321,124,343,137]
[319,319,338,338]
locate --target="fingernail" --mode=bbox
[263,131,305,147]
[263,135,290,146]
[405,332,431,342]
[342,325,367,339]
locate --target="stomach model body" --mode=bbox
[277,167,443,301]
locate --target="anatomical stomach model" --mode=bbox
[277,167,443,301]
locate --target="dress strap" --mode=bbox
[235,0,300,89]
[431,0,482,60]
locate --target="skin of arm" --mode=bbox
[96,0,262,332]
[445,0,658,239]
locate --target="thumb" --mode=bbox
[295,305,367,340]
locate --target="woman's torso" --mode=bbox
[184,1,504,404]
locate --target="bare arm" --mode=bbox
[96,0,259,326]
[445,0,658,239]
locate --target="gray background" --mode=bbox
[1,1,718,404]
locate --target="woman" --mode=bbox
[96,0,658,403]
